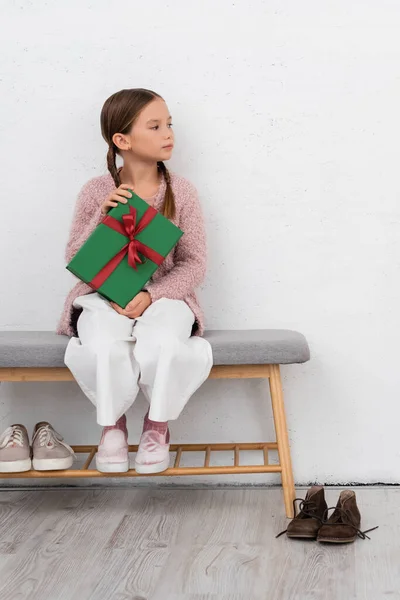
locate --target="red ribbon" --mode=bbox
[90,205,164,290]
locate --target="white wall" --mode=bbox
[1,0,400,485]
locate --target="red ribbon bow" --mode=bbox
[90,205,164,290]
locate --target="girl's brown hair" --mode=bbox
[100,88,175,219]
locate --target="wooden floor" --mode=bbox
[0,486,396,600]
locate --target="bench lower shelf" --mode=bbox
[0,363,295,516]
[0,442,281,478]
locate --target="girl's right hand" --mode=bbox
[100,184,133,215]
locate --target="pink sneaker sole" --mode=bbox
[134,454,170,474]
[95,457,129,473]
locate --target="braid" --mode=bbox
[158,161,176,220]
[107,145,121,188]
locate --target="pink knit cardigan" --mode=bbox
[56,172,206,337]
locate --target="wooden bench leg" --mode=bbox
[269,364,296,518]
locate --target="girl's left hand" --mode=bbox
[111,291,152,319]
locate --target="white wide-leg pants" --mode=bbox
[64,293,213,425]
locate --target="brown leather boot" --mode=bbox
[317,490,378,544]
[276,486,327,539]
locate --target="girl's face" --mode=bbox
[116,98,174,162]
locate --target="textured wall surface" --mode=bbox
[1,0,400,484]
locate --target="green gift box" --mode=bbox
[66,189,183,307]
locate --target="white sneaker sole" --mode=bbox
[0,458,32,473]
[95,458,129,473]
[32,456,74,471]
[135,455,170,474]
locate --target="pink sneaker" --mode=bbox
[95,415,129,473]
[135,428,170,474]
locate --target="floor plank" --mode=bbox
[0,487,397,600]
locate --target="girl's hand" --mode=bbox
[101,184,133,216]
[111,292,152,319]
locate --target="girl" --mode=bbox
[57,88,213,474]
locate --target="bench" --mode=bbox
[0,329,310,518]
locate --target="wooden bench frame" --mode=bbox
[0,363,296,518]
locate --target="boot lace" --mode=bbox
[322,506,379,540]
[276,497,324,538]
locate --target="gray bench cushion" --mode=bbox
[0,330,310,369]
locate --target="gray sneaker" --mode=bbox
[32,422,75,471]
[0,424,32,472]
